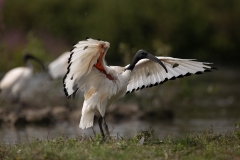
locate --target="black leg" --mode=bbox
[14,102,22,114]
[103,117,110,136]
[91,127,96,136]
[98,116,105,138]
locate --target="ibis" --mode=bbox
[0,54,45,103]
[63,38,216,138]
[48,51,70,79]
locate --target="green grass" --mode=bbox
[0,130,239,160]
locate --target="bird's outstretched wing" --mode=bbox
[63,38,110,98]
[126,57,217,94]
[48,52,70,79]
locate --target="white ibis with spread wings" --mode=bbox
[63,38,216,138]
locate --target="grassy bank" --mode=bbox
[0,130,239,160]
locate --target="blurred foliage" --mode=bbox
[0,32,50,71]
[1,0,240,71]
[23,32,52,70]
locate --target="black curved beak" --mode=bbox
[146,53,168,73]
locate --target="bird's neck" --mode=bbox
[125,56,140,71]
[25,61,34,69]
[94,52,115,80]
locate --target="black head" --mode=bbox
[23,53,46,71]
[125,49,168,73]
[134,49,149,60]
[23,53,35,63]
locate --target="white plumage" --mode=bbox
[0,67,32,101]
[63,38,216,138]
[126,57,213,93]
[0,54,44,102]
[48,51,70,79]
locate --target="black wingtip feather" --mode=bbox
[177,75,184,78]
[204,70,211,72]
[63,87,69,97]
[185,73,191,76]
[163,78,168,83]
[68,51,74,63]
[212,67,218,70]
[63,50,75,98]
[72,88,79,99]
[195,71,203,74]
[141,85,145,89]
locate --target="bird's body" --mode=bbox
[0,54,45,102]
[79,66,131,128]
[0,67,32,100]
[48,51,70,79]
[63,38,216,137]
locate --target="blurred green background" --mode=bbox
[1,0,239,71]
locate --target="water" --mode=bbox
[0,117,237,144]
[0,68,239,144]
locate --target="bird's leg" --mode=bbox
[13,97,22,114]
[103,117,110,137]
[14,103,22,114]
[98,116,105,139]
[91,127,96,136]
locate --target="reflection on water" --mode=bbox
[0,118,237,144]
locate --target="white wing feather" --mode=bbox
[48,52,70,79]
[126,57,216,93]
[63,39,110,98]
